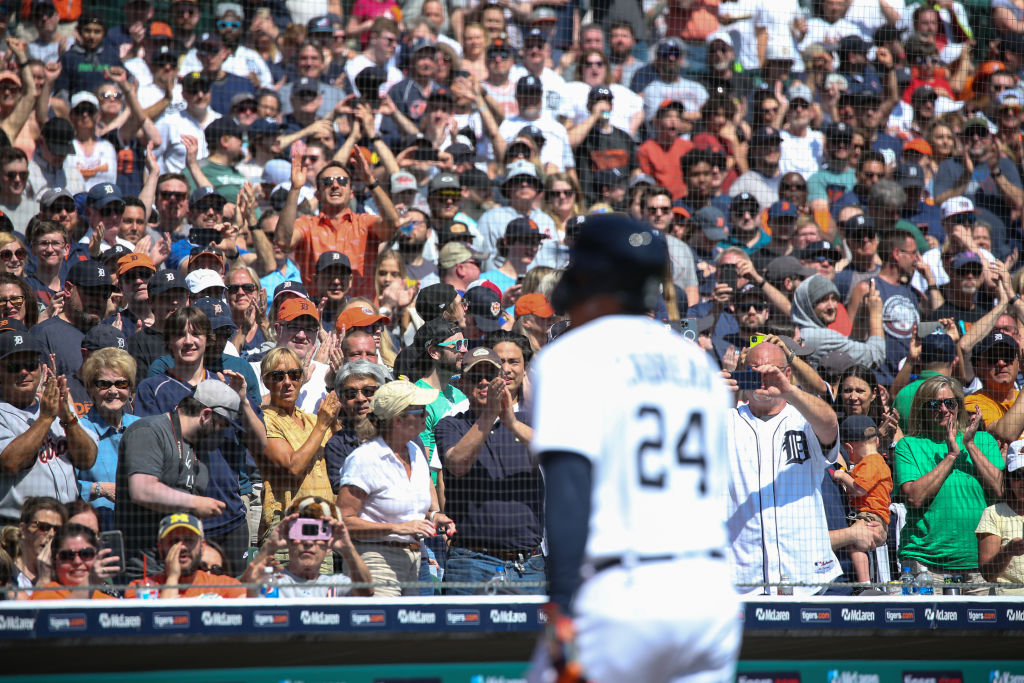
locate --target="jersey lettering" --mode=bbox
[635,404,708,494]
[783,430,810,465]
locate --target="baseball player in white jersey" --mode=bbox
[726,341,842,595]
[529,214,741,683]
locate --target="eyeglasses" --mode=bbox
[547,188,574,198]
[93,378,131,390]
[56,547,97,562]
[266,368,303,383]
[925,397,958,411]
[781,183,806,191]
[29,521,61,533]
[437,338,469,352]
[0,295,25,307]
[342,386,377,400]
[227,283,257,294]
[0,249,25,262]
[5,171,28,182]
[101,91,123,101]
[217,20,242,29]
[160,191,187,202]
[646,206,671,214]
[100,205,125,217]
[584,60,605,68]
[761,107,779,116]
[319,175,350,188]
[36,240,66,250]
[283,322,319,336]
[5,359,37,374]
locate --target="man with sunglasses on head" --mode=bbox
[277,148,398,300]
[154,72,218,174]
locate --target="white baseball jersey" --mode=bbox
[531,314,732,563]
[727,402,841,595]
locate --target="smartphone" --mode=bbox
[98,530,126,574]
[287,517,332,541]
[516,273,526,285]
[190,227,219,246]
[413,146,440,162]
[719,263,738,290]
[679,317,698,341]
[455,69,471,79]
[917,321,943,338]
[731,369,763,391]
[750,334,766,348]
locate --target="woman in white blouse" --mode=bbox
[68,91,118,191]
[338,380,456,596]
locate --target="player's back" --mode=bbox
[531,314,731,563]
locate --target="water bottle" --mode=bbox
[778,574,793,596]
[485,566,509,595]
[900,566,917,595]
[259,565,281,598]
[915,570,934,595]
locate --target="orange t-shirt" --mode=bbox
[30,582,117,600]
[125,570,246,599]
[850,452,893,523]
[293,209,385,300]
[638,138,694,201]
[827,301,853,337]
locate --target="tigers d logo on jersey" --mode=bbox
[783,430,810,465]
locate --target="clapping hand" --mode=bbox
[963,405,983,447]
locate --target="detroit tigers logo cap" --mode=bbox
[316,251,352,273]
[81,324,127,352]
[67,260,113,289]
[277,297,321,323]
[147,269,189,297]
[116,252,156,276]
[335,305,390,334]
[0,328,41,360]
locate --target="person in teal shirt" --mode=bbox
[807,122,857,214]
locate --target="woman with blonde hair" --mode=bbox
[0,233,27,278]
[338,380,455,596]
[374,248,417,344]
[258,346,341,538]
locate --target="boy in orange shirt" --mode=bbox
[835,415,893,584]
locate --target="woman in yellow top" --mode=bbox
[258,347,341,540]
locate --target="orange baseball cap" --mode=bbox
[277,298,320,322]
[116,253,156,276]
[514,292,555,318]
[903,138,933,156]
[335,305,390,333]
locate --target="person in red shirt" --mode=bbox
[125,513,248,599]
[638,101,693,200]
[277,144,398,300]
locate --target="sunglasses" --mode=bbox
[100,205,124,217]
[926,398,958,411]
[283,322,319,336]
[227,283,257,294]
[93,378,131,390]
[49,200,76,213]
[199,562,227,575]
[57,547,97,562]
[5,171,28,182]
[101,91,123,101]
[435,191,460,202]
[319,175,350,188]
[342,386,377,400]
[487,51,512,60]
[466,369,498,383]
[437,338,469,352]
[72,106,97,117]
[742,301,771,312]
[0,295,25,307]
[234,102,257,113]
[646,206,671,214]
[584,60,605,67]
[781,183,806,191]
[30,521,61,533]
[5,359,37,373]
[979,351,1017,364]
[217,20,241,29]
[160,191,187,202]
[266,368,303,383]
[184,85,211,95]
[0,249,25,261]
[547,189,574,198]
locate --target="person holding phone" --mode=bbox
[28,523,120,600]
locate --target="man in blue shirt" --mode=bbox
[56,15,126,99]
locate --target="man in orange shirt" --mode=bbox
[637,100,692,200]
[965,332,1021,437]
[276,145,398,300]
[126,513,247,598]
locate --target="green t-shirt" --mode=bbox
[415,379,467,482]
[191,160,247,204]
[894,430,1004,569]
[893,370,944,432]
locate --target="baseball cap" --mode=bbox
[963,116,991,137]
[464,286,503,333]
[524,27,547,44]
[116,253,156,276]
[630,174,656,189]
[87,183,124,209]
[529,6,557,23]
[485,38,512,57]
[838,34,871,54]
[896,162,926,189]
[335,305,390,333]
[824,121,854,143]
[1007,442,1024,474]
[192,378,242,429]
[841,213,875,235]
[277,297,320,322]
[691,206,728,241]
[504,216,544,243]
[765,255,815,282]
[184,268,225,294]
[100,244,132,268]
[750,126,782,147]
[181,71,212,93]
[391,171,418,194]
[587,85,613,108]
[193,296,236,333]
[504,160,540,185]
[516,75,543,97]
[249,117,281,137]
[0,318,29,336]
[460,168,491,191]
[594,168,627,189]
[414,316,462,350]
[37,187,73,208]
[307,14,334,34]
[514,292,555,318]
[0,330,40,361]
[462,346,503,373]
[409,37,437,54]
[768,200,798,221]
[911,85,938,103]
[158,512,204,540]
[371,379,438,420]
[293,76,319,96]
[705,30,732,47]
[316,251,351,273]
[415,284,457,322]
[734,283,767,304]
[229,92,256,109]
[438,242,481,270]
[998,88,1024,109]
[436,221,474,245]
[940,196,975,218]
[205,117,243,146]
[189,186,226,209]
[903,138,933,157]
[68,261,112,289]
[817,350,856,376]
[354,66,386,99]
[656,37,683,59]
[517,125,545,148]
[147,270,189,297]
[188,246,226,272]
[81,324,127,352]
[788,82,813,104]
[950,251,983,270]
[920,332,956,364]
[797,240,842,262]
[273,280,309,302]
[839,414,878,443]
[765,42,795,62]
[215,1,243,17]
[429,172,460,194]
[70,92,99,110]
[260,159,289,187]
[973,331,1019,361]
[447,143,475,164]
[730,192,760,213]
[41,118,74,156]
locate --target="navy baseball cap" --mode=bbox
[294,76,319,96]
[896,162,925,189]
[0,318,29,335]
[841,213,875,234]
[973,331,1019,360]
[730,192,759,212]
[67,260,113,289]
[587,85,613,107]
[920,332,956,364]
[0,330,41,361]
[82,324,126,351]
[839,414,878,443]
[410,37,437,53]
[768,200,798,221]
[950,251,983,270]
[316,251,351,272]
[524,27,547,44]
[100,243,132,267]
[750,126,782,147]
[193,296,237,332]
[87,183,124,209]
[516,75,543,97]
[825,121,854,143]
[797,240,841,262]
[415,283,457,322]
[189,186,226,209]
[594,168,627,189]
[273,280,309,301]
[464,285,503,333]
[504,216,544,243]
[147,269,189,297]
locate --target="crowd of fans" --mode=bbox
[0,0,1022,601]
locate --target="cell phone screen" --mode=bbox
[732,369,763,391]
[719,264,738,290]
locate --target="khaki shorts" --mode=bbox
[852,511,889,544]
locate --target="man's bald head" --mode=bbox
[747,340,786,367]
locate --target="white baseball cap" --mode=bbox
[1007,440,1024,473]
[940,196,975,219]
[71,91,99,109]
[185,268,226,294]
[706,30,733,47]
